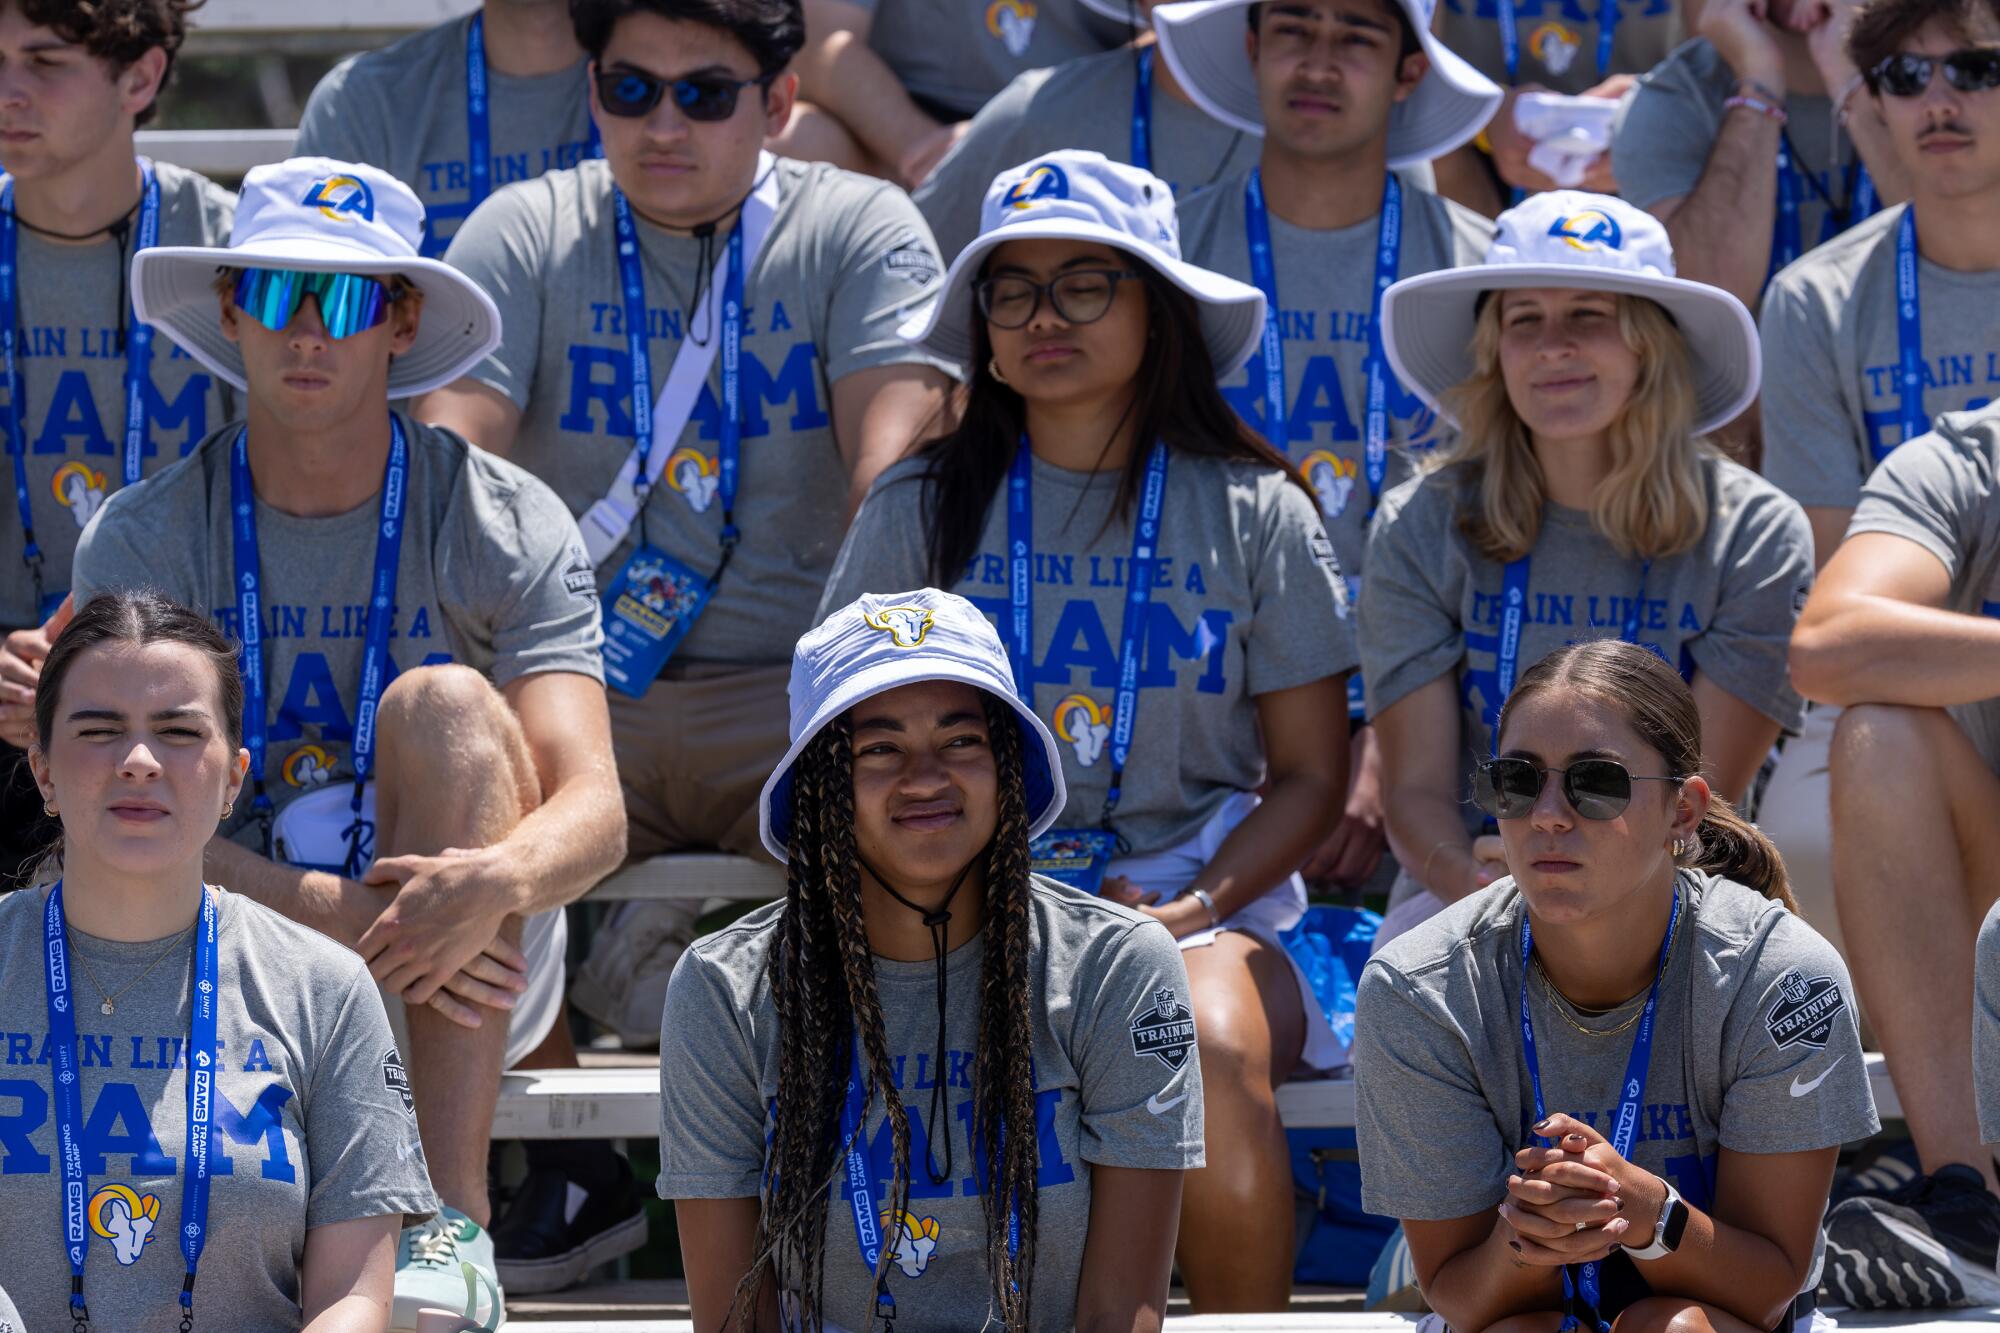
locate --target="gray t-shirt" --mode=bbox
[1613,37,1869,272]
[0,885,435,1331]
[1359,454,1812,830]
[71,415,603,843]
[1846,402,2000,773]
[1178,171,1494,580]
[861,0,1127,119]
[294,14,599,258]
[1436,0,1685,94]
[821,451,1358,853]
[444,157,953,665]
[0,160,236,629]
[661,876,1202,1332]
[1355,873,1878,1232]
[1977,897,2000,1144]
[913,48,1258,263]
[1762,205,2000,511]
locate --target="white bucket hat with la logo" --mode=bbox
[129,156,501,397]
[759,589,1068,860]
[1380,190,1761,436]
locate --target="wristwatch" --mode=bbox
[1624,1176,1689,1261]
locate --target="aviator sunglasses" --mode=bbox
[1869,47,2000,97]
[594,65,776,121]
[975,269,1144,330]
[1474,756,1684,822]
[230,268,399,340]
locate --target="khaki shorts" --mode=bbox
[610,661,792,863]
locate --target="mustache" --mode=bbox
[1919,121,1975,140]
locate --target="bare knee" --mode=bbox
[1610,1299,1724,1333]
[378,662,502,729]
[1830,702,1944,782]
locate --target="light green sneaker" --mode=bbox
[392,1207,507,1331]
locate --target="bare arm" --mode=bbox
[1690,673,1782,803]
[1074,1166,1183,1333]
[678,1197,779,1332]
[1804,505,1853,572]
[300,1213,400,1333]
[794,0,945,176]
[203,835,381,945]
[1375,672,1501,904]
[1406,1210,1566,1332]
[1789,530,2000,705]
[413,380,523,458]
[830,363,952,524]
[1805,0,1913,208]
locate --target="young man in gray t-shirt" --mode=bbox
[294,1,601,260]
[1794,401,2000,1304]
[52,158,627,1326]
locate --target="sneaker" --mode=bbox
[1821,1165,2000,1310]
[569,900,698,1048]
[392,1206,507,1331]
[1832,1138,1923,1206]
[492,1163,650,1293]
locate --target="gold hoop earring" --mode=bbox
[1672,837,1687,858]
[42,803,56,818]
[987,357,1007,386]
[221,802,233,820]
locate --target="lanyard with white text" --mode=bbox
[231,418,408,871]
[44,880,220,1331]
[610,187,746,573]
[1490,555,1651,748]
[1770,142,1878,278]
[1520,881,1679,1333]
[433,12,605,259]
[1244,168,1400,517]
[2,161,161,615]
[1498,0,1617,84]
[1131,47,1154,172]
[1881,208,1928,462]
[1005,437,1169,827]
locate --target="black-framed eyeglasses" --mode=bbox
[974,269,1143,330]
[593,66,775,121]
[1473,757,1683,822]
[1868,47,2000,98]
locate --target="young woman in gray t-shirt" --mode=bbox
[1355,638,1877,1333]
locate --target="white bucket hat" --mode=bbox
[1076,0,1148,25]
[1380,191,1760,436]
[131,157,501,398]
[1153,0,1501,167]
[759,589,1068,861]
[898,149,1266,377]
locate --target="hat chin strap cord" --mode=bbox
[856,854,977,1187]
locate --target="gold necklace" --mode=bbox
[1530,910,1680,1039]
[67,921,197,1017]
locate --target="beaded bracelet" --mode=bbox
[1724,93,1789,124]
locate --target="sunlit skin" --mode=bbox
[1496,289,1643,456]
[1248,0,1424,160]
[984,238,1150,414]
[0,6,160,183]
[29,640,247,888]
[588,9,797,230]
[1871,14,2000,201]
[219,279,422,442]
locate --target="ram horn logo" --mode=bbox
[1052,693,1110,767]
[1302,450,1357,519]
[665,447,720,513]
[89,1184,161,1266]
[862,604,935,648]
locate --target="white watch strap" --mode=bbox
[1624,1176,1682,1261]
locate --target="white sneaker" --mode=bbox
[392,1207,507,1331]
[569,901,698,1047]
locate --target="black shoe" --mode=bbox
[1821,1165,2000,1310]
[491,1162,649,1294]
[1831,1138,1922,1207]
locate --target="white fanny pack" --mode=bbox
[272,780,378,875]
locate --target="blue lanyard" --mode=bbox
[1519,882,1679,1333]
[1005,438,1169,826]
[841,1040,1019,1316]
[231,418,408,873]
[3,161,161,610]
[1490,555,1650,747]
[1498,0,1617,84]
[1884,208,1927,462]
[44,880,220,1328]
[1131,48,1154,172]
[1770,143,1878,279]
[609,188,746,560]
[1243,170,1400,517]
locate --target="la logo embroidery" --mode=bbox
[1002,163,1068,211]
[1547,210,1623,253]
[301,175,376,223]
[863,605,935,647]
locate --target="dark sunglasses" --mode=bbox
[974,269,1143,331]
[1474,757,1683,822]
[230,268,398,340]
[1869,47,2000,97]
[593,66,774,121]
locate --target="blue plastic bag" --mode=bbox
[1280,904,1383,1054]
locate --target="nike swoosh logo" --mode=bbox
[1791,1054,1846,1098]
[1146,1090,1188,1115]
[396,1137,418,1161]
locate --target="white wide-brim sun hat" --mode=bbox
[131,157,500,399]
[1380,190,1761,437]
[1153,0,1501,168]
[760,588,1068,862]
[1077,0,1148,25]
[898,149,1266,378]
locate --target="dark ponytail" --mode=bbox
[1498,639,1797,912]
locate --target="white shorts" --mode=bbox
[275,782,565,1070]
[1105,790,1345,1072]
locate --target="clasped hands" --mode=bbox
[1497,1114,1670,1268]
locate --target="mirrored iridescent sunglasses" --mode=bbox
[229,267,399,340]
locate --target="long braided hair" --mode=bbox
[733,691,1043,1331]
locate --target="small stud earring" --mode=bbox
[988,357,1008,385]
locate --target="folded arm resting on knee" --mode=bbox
[1792,531,2000,708]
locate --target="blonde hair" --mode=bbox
[1442,292,1712,564]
